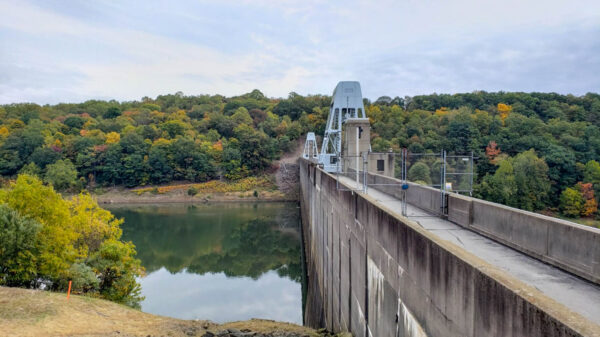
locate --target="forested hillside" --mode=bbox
[1,90,600,223]
[0,90,328,189]
[368,92,600,223]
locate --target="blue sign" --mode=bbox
[402,184,409,190]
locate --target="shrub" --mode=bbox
[187,187,198,196]
[66,262,100,294]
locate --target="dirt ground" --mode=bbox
[0,287,327,337]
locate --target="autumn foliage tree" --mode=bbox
[497,103,512,123]
[560,187,584,217]
[0,174,144,307]
[576,182,597,216]
[485,141,501,164]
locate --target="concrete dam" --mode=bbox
[298,159,600,337]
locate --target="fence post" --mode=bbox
[363,152,368,193]
[470,151,474,196]
[442,150,447,216]
[402,148,408,216]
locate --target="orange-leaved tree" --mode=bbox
[576,182,598,216]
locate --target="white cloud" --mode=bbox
[1,0,599,104]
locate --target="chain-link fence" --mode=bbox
[443,152,475,196]
[331,149,475,216]
[334,154,367,192]
[405,151,444,189]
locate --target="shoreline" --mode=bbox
[91,192,298,205]
[0,286,331,337]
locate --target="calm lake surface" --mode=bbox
[108,202,304,324]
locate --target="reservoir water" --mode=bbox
[108,202,304,324]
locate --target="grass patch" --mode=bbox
[134,177,275,195]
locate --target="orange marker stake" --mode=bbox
[67,280,72,300]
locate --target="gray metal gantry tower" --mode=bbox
[319,81,368,172]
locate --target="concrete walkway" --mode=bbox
[338,176,600,325]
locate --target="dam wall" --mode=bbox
[299,158,596,337]
[360,170,600,284]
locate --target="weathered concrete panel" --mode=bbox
[350,236,367,337]
[332,215,341,332]
[447,193,472,227]
[367,257,399,337]
[547,220,600,280]
[470,198,600,284]
[471,200,548,255]
[339,228,351,332]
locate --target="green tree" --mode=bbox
[447,113,479,153]
[45,159,78,191]
[477,159,517,206]
[408,162,432,185]
[234,124,276,172]
[148,145,173,184]
[103,107,121,119]
[19,162,41,177]
[512,149,550,211]
[64,116,86,130]
[30,147,62,170]
[0,204,41,286]
[0,174,79,280]
[560,187,584,217]
[87,240,144,308]
[0,174,144,306]
[160,120,187,138]
[231,107,253,126]
[583,160,600,197]
[542,145,577,205]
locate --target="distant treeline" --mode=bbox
[1,90,600,220]
[368,91,600,221]
[0,90,329,188]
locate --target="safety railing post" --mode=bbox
[442,150,447,216]
[402,148,407,216]
[363,152,368,193]
[470,151,474,197]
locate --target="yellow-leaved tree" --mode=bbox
[0,174,144,307]
[105,131,120,144]
[497,103,512,123]
[69,193,123,255]
[0,174,80,280]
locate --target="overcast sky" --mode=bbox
[1,0,599,104]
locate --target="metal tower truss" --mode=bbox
[302,132,319,160]
[319,81,368,172]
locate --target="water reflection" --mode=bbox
[109,202,303,324]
